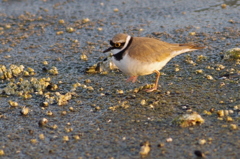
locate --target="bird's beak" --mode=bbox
[103,47,114,53]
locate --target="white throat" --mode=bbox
[112,35,131,54]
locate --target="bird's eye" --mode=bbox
[115,43,121,47]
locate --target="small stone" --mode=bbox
[157,143,165,148]
[38,118,48,127]
[194,150,205,157]
[40,102,49,107]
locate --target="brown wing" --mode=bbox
[128,37,203,63]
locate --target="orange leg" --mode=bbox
[145,70,160,92]
[126,76,138,83]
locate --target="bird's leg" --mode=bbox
[145,70,160,92]
[126,76,138,83]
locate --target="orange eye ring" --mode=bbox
[114,43,121,47]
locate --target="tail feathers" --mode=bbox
[180,43,206,50]
[170,43,206,57]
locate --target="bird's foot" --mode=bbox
[126,76,138,83]
[145,85,158,92]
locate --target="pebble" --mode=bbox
[38,118,48,127]
[194,150,205,157]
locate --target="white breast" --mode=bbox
[112,54,172,76]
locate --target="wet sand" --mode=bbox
[0,0,239,158]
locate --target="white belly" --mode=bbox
[112,54,171,76]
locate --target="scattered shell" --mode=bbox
[229,124,238,130]
[58,19,65,24]
[46,111,53,116]
[195,69,203,74]
[173,112,204,127]
[66,27,75,33]
[61,111,67,115]
[116,89,124,94]
[39,134,45,140]
[175,67,180,72]
[80,54,88,61]
[82,18,90,23]
[198,139,206,145]
[56,31,64,35]
[48,66,58,75]
[8,100,18,107]
[86,56,118,73]
[42,61,48,65]
[0,149,4,156]
[223,48,240,60]
[2,77,54,96]
[0,64,25,80]
[206,75,214,80]
[197,55,207,62]
[62,136,69,142]
[166,138,173,142]
[140,99,146,106]
[38,118,48,127]
[30,139,37,144]
[97,27,103,31]
[51,124,58,129]
[113,8,119,12]
[226,116,233,122]
[189,32,196,36]
[217,110,230,117]
[139,141,151,157]
[73,135,81,140]
[20,107,29,115]
[221,4,227,9]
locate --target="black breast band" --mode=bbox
[113,37,133,61]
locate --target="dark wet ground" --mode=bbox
[0,0,239,158]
